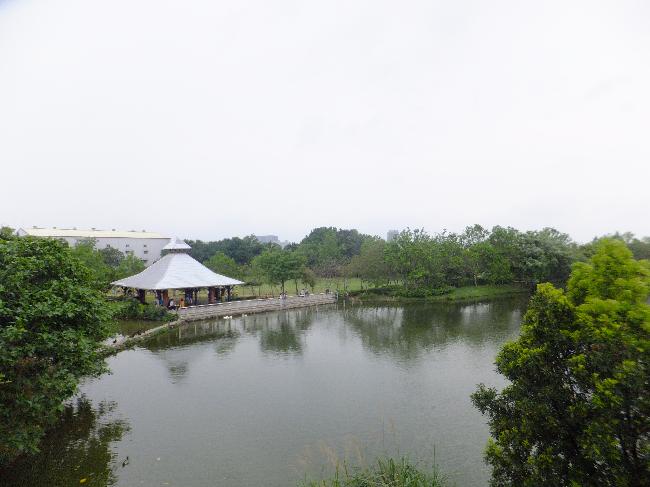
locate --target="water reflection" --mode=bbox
[243,308,315,355]
[0,298,528,487]
[0,397,129,487]
[144,321,240,351]
[343,297,527,362]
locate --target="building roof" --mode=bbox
[111,252,244,290]
[19,227,168,239]
[163,236,192,251]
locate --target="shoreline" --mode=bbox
[346,284,530,304]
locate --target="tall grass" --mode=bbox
[301,457,447,487]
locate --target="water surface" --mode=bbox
[3,298,527,486]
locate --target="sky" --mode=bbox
[1,0,649,243]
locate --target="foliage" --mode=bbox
[346,238,392,287]
[297,227,375,276]
[0,227,14,239]
[584,232,650,261]
[301,267,317,291]
[0,236,112,465]
[109,298,173,322]
[205,251,241,279]
[113,253,145,281]
[98,246,124,268]
[472,239,650,486]
[186,235,267,264]
[302,457,447,487]
[252,248,306,293]
[68,238,114,289]
[385,226,578,293]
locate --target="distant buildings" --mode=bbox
[17,227,170,266]
[254,234,290,248]
[387,230,399,242]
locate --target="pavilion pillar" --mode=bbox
[216,287,222,302]
[194,289,199,305]
[185,289,193,306]
[137,289,146,304]
[208,287,215,304]
[163,289,169,307]
[226,286,232,301]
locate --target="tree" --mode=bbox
[186,235,265,264]
[205,251,241,279]
[0,236,112,465]
[346,239,391,287]
[0,227,14,239]
[301,267,317,292]
[114,253,145,280]
[472,239,650,486]
[98,246,124,268]
[252,249,305,294]
[68,238,113,289]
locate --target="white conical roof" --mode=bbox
[163,236,192,251]
[111,252,243,290]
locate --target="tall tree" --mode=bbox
[0,236,112,465]
[252,249,305,294]
[472,239,650,486]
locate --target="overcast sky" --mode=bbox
[1,0,648,243]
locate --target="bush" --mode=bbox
[394,285,455,298]
[110,298,174,322]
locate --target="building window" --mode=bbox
[143,250,149,254]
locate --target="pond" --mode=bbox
[3,297,528,487]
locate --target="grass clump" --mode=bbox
[302,457,447,487]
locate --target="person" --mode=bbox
[168,298,176,310]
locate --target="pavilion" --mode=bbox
[111,237,244,307]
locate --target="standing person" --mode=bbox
[168,298,176,310]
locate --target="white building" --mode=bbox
[17,227,170,266]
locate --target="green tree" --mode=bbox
[186,235,266,264]
[205,251,241,279]
[0,227,14,239]
[347,238,391,287]
[252,249,305,294]
[301,267,317,292]
[0,236,112,465]
[68,239,112,289]
[472,239,650,486]
[98,245,124,268]
[114,253,146,280]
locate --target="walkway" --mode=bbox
[177,293,337,321]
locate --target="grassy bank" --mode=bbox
[301,457,447,487]
[349,284,529,303]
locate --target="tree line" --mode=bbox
[188,225,650,296]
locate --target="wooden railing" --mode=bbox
[176,293,337,321]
